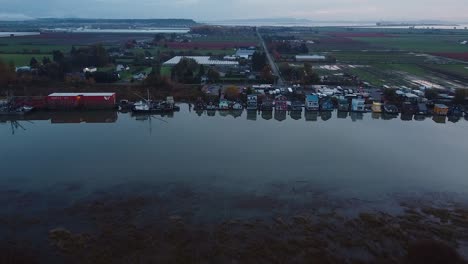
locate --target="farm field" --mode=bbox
[0,53,51,66]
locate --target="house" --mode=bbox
[235,49,256,59]
[305,94,319,111]
[295,55,326,62]
[83,67,97,73]
[247,95,258,110]
[219,99,230,110]
[116,64,130,72]
[132,73,147,81]
[401,102,416,114]
[416,103,428,115]
[434,104,449,116]
[232,102,243,110]
[351,99,366,112]
[291,101,303,112]
[320,98,334,111]
[338,98,350,112]
[274,95,288,111]
[371,102,382,113]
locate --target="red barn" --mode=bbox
[47,93,116,110]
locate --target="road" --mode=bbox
[257,28,285,86]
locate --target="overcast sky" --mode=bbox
[0,0,467,21]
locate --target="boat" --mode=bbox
[261,99,274,111]
[291,101,303,112]
[231,102,244,110]
[448,105,464,117]
[118,99,134,111]
[383,104,399,114]
[132,91,179,113]
[206,101,217,110]
[371,102,382,113]
[0,105,34,116]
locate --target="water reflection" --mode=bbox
[261,110,273,120]
[247,110,257,121]
[305,111,318,121]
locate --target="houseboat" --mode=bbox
[383,104,399,114]
[219,99,230,110]
[433,104,449,116]
[401,102,416,115]
[194,98,205,110]
[247,95,258,110]
[261,98,274,111]
[206,101,217,110]
[291,101,303,112]
[305,94,319,111]
[275,95,288,111]
[448,105,464,117]
[231,102,244,110]
[416,103,428,115]
[351,99,366,112]
[337,98,349,112]
[371,102,382,113]
[320,98,334,111]
[0,105,34,116]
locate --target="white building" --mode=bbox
[163,56,239,67]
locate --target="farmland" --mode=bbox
[263,26,468,88]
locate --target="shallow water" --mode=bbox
[1,105,468,261]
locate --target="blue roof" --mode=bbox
[306,94,319,101]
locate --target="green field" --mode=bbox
[352,36,468,53]
[160,66,172,77]
[0,54,52,66]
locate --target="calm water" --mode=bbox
[1,105,468,242]
[2,105,468,203]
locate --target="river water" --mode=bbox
[1,104,468,261]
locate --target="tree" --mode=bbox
[0,59,16,86]
[42,56,51,65]
[454,89,468,104]
[224,86,240,100]
[52,50,65,63]
[425,89,439,100]
[29,57,39,68]
[260,65,274,84]
[252,51,267,72]
[171,58,199,83]
[207,68,220,82]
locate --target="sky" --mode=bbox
[0,0,467,22]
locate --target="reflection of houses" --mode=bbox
[305,94,319,111]
[247,110,257,120]
[305,111,318,121]
[261,110,273,120]
[350,112,364,122]
[274,109,287,122]
[290,111,302,120]
[433,115,446,124]
[261,98,274,111]
[291,101,303,112]
[351,99,366,112]
[337,111,348,119]
[320,111,332,121]
[274,95,288,111]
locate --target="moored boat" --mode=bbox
[383,104,399,114]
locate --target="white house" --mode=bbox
[83,67,97,73]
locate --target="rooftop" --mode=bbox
[163,56,239,66]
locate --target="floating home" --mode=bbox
[247,95,258,110]
[291,101,303,112]
[434,104,449,116]
[275,95,288,111]
[338,98,349,112]
[351,98,366,112]
[219,99,230,110]
[401,102,417,115]
[416,103,428,115]
[371,102,382,113]
[47,93,116,110]
[261,98,274,111]
[320,98,334,111]
[305,94,319,111]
